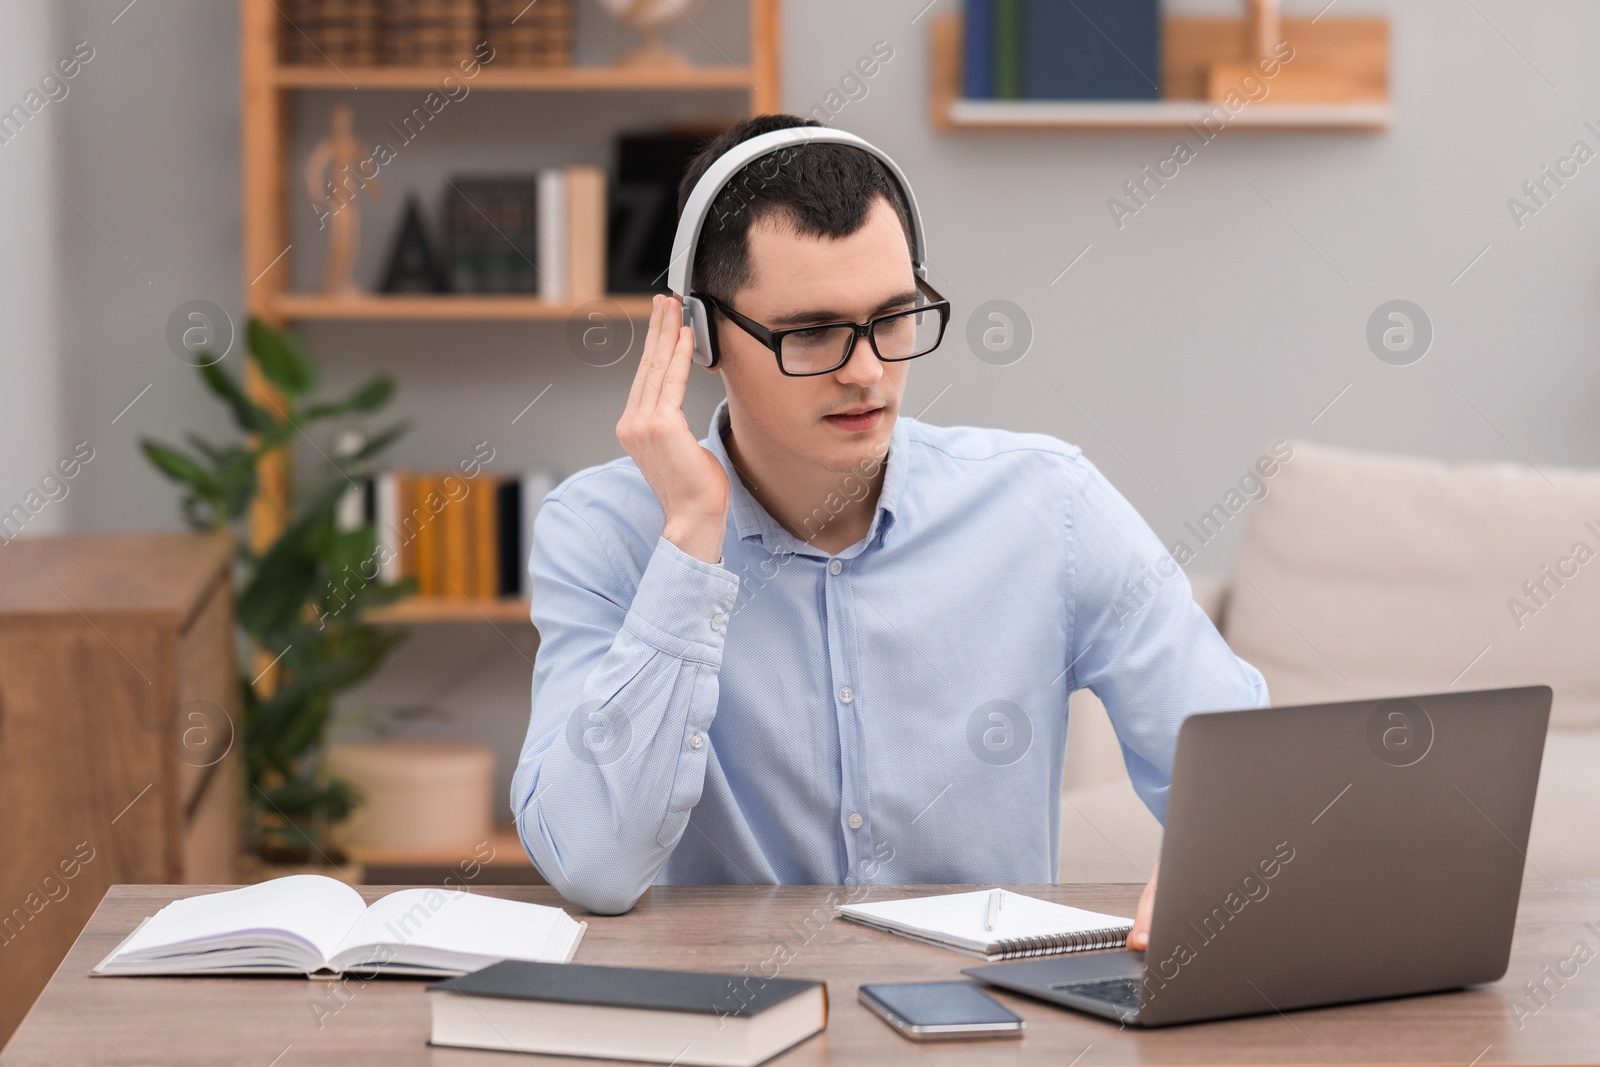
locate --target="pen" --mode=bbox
[985,888,1003,931]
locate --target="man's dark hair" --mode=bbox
[675,114,916,304]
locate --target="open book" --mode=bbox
[91,874,587,978]
[836,888,1131,961]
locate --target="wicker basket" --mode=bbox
[482,0,573,67]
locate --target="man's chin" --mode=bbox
[814,411,895,473]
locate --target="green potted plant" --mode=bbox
[142,317,416,865]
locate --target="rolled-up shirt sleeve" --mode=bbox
[509,493,738,915]
[1064,452,1270,823]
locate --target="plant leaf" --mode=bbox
[346,420,410,465]
[216,447,259,520]
[248,317,317,396]
[200,361,276,434]
[141,440,218,492]
[303,376,395,421]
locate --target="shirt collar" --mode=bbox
[700,395,911,558]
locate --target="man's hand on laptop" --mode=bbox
[1128,861,1158,951]
[616,294,732,565]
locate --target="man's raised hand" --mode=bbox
[615,294,732,564]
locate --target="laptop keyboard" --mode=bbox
[1052,976,1142,1014]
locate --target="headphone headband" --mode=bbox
[667,126,928,300]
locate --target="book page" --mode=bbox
[333,888,571,964]
[113,875,368,966]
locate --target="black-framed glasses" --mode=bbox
[698,275,951,377]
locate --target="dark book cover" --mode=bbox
[496,477,522,597]
[963,0,995,99]
[607,130,715,294]
[1024,0,1162,101]
[443,177,541,294]
[428,960,823,1018]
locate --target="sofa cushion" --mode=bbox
[1059,726,1597,882]
[1528,728,1600,880]
[1224,440,1600,731]
[1058,776,1160,884]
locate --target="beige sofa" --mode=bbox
[1060,439,1600,883]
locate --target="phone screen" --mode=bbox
[859,981,1023,1037]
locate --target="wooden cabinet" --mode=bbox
[0,532,240,1046]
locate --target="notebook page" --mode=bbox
[837,889,1130,952]
[114,875,367,965]
[333,888,576,964]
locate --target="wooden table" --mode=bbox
[5,881,1598,1065]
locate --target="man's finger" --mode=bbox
[1129,863,1158,950]
[658,324,696,411]
[625,295,665,413]
[642,297,684,408]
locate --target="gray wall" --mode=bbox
[0,0,64,542]
[16,0,1600,803]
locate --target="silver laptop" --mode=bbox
[964,685,1551,1027]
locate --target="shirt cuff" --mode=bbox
[622,534,741,665]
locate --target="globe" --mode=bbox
[594,0,708,68]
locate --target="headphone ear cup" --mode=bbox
[683,296,718,368]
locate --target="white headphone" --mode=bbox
[667,126,929,369]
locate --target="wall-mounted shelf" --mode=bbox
[931,11,1391,132]
[944,98,1392,131]
[365,596,533,625]
[275,64,757,91]
[273,293,655,322]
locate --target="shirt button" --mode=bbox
[847,813,864,829]
[839,686,854,704]
[828,559,842,576]
[709,611,725,632]
[689,733,704,750]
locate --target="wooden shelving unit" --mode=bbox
[240,0,782,625]
[275,64,758,91]
[930,10,1391,132]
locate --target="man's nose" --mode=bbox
[834,332,883,386]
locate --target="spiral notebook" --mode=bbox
[835,889,1132,962]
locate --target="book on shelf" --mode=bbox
[281,0,574,69]
[442,165,605,300]
[535,170,565,301]
[283,0,383,66]
[91,874,586,978]
[963,0,1162,100]
[481,0,573,67]
[340,465,560,600]
[382,0,480,67]
[607,130,712,294]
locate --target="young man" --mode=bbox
[510,115,1269,926]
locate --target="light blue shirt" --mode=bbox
[511,395,1268,914]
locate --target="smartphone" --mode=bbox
[858,980,1025,1041]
